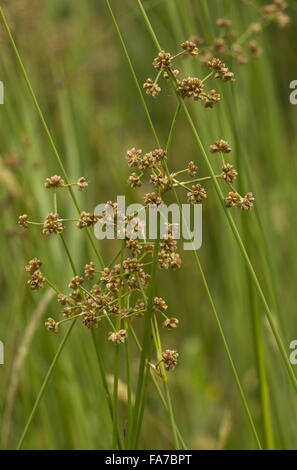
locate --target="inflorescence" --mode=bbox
[20,0,291,374]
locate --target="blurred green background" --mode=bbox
[0,0,297,450]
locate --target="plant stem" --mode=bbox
[130,223,160,448]
[17,319,77,449]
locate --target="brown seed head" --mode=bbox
[77,177,88,191]
[44,175,65,188]
[162,349,179,371]
[143,78,161,97]
[42,213,63,235]
[45,317,59,333]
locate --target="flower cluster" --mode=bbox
[143,40,234,107]
[209,139,255,210]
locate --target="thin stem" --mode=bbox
[17,320,77,449]
[130,221,160,448]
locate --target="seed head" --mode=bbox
[225,191,241,208]
[187,161,198,177]
[25,258,42,274]
[207,58,235,81]
[144,192,162,207]
[18,214,29,228]
[83,311,101,328]
[143,78,161,97]
[76,212,98,229]
[204,89,221,108]
[128,172,142,188]
[153,50,172,70]
[181,40,199,56]
[187,184,207,204]
[42,213,63,236]
[68,275,84,289]
[44,175,65,188]
[162,317,179,329]
[125,239,142,256]
[153,297,168,312]
[177,77,204,100]
[240,192,255,210]
[125,148,142,167]
[162,349,179,371]
[57,293,67,305]
[108,329,127,344]
[45,317,59,333]
[84,262,95,280]
[221,164,238,183]
[77,177,88,191]
[28,270,45,290]
[210,139,232,153]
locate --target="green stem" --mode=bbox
[17,319,77,449]
[130,223,160,448]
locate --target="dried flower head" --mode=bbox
[57,293,67,305]
[221,164,238,184]
[108,329,127,344]
[187,161,198,177]
[45,317,59,333]
[162,317,179,329]
[77,177,88,191]
[25,258,42,274]
[68,275,84,289]
[125,148,142,167]
[143,78,161,97]
[177,77,204,100]
[44,175,65,189]
[144,192,162,207]
[225,191,241,208]
[76,212,98,229]
[162,349,179,371]
[153,297,168,312]
[18,214,29,228]
[153,50,172,70]
[187,184,207,204]
[181,40,199,56]
[207,58,235,81]
[28,270,45,290]
[42,213,63,236]
[125,239,142,256]
[204,89,221,108]
[240,192,255,210]
[128,172,142,188]
[210,139,232,154]
[84,262,95,280]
